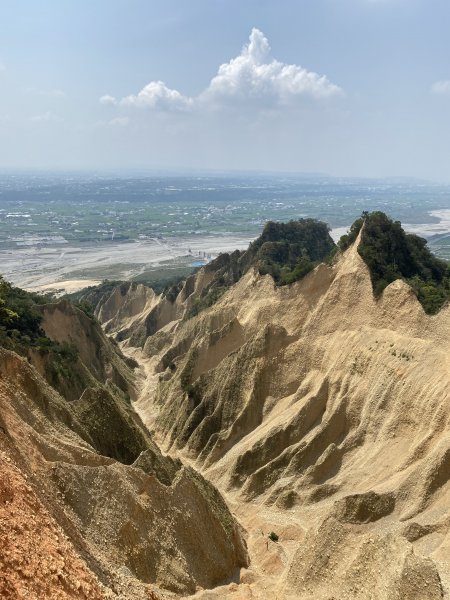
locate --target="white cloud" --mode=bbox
[201,28,342,107]
[431,80,450,96]
[100,94,118,106]
[100,29,342,113]
[100,82,192,111]
[121,81,193,111]
[30,111,63,123]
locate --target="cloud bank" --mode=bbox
[101,28,342,113]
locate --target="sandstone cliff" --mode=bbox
[94,230,450,599]
[0,348,247,597]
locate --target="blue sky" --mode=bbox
[1,0,450,179]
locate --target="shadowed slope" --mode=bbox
[0,346,248,598]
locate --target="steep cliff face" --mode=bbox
[97,232,450,599]
[91,281,185,348]
[0,348,248,598]
[87,272,219,351]
[0,454,106,600]
[34,299,137,401]
[136,237,450,501]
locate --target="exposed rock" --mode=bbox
[0,457,106,600]
[332,491,396,524]
[0,348,248,596]
[92,230,450,598]
[30,299,136,402]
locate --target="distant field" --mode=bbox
[0,173,449,289]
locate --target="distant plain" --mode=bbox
[1,172,449,292]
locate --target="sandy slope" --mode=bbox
[29,279,102,295]
[0,344,247,598]
[97,235,450,599]
[0,453,106,600]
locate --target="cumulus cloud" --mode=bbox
[100,28,342,113]
[100,94,118,106]
[201,28,342,107]
[100,83,192,111]
[121,81,193,111]
[431,80,450,96]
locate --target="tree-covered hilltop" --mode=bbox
[185,218,337,318]
[244,218,336,285]
[72,213,449,322]
[339,211,450,314]
[186,212,449,319]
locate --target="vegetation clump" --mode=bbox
[246,219,336,285]
[73,299,95,318]
[337,216,364,251]
[165,280,185,303]
[186,285,229,319]
[341,212,450,314]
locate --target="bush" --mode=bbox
[338,217,364,251]
[185,286,229,319]
[74,300,95,318]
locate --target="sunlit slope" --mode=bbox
[101,223,450,598]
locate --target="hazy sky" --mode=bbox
[1,0,450,180]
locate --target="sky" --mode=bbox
[1,0,450,180]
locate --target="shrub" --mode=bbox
[338,217,364,251]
